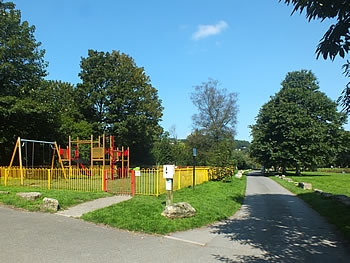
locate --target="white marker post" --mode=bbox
[163,165,175,206]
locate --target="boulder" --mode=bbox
[314,189,323,195]
[0,191,10,195]
[41,197,60,212]
[298,182,312,190]
[16,192,42,200]
[161,202,196,219]
[235,171,243,179]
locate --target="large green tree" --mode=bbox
[76,50,163,164]
[281,0,350,112]
[33,80,93,144]
[250,70,346,174]
[189,79,238,168]
[0,1,48,165]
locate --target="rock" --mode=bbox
[0,191,10,194]
[41,197,60,212]
[16,192,42,200]
[161,202,196,219]
[314,189,323,194]
[331,195,350,206]
[235,171,243,179]
[320,192,333,198]
[298,182,312,190]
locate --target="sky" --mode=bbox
[12,0,350,141]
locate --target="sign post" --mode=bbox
[192,148,196,189]
[163,165,175,206]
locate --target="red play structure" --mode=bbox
[59,135,129,179]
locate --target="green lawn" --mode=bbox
[271,172,350,242]
[81,176,247,235]
[0,185,111,211]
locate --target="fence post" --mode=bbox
[5,168,8,186]
[101,169,105,192]
[48,169,51,190]
[131,170,135,196]
[156,168,159,197]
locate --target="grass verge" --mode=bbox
[270,173,350,242]
[81,175,247,235]
[0,185,111,211]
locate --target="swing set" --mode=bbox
[8,137,67,184]
[9,137,65,169]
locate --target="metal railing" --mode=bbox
[0,166,210,196]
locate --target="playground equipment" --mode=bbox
[59,135,129,179]
[8,137,67,184]
[9,137,65,170]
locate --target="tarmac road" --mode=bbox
[1,171,349,262]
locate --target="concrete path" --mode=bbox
[56,195,132,217]
[1,171,349,262]
[168,172,350,262]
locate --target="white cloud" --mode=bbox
[192,20,228,40]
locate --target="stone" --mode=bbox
[161,202,196,219]
[235,171,243,179]
[16,192,42,200]
[314,189,323,194]
[298,182,312,190]
[0,191,10,194]
[41,197,60,212]
[320,192,333,198]
[331,195,350,206]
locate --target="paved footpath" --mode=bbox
[1,172,349,262]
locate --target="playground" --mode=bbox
[0,135,210,195]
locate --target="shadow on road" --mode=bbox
[209,191,350,262]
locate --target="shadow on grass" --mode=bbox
[208,174,350,262]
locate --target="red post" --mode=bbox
[103,170,108,192]
[131,170,135,196]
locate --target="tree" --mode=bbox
[191,78,238,142]
[76,50,163,164]
[189,79,238,168]
[0,1,48,165]
[33,80,93,144]
[250,70,347,174]
[280,0,350,112]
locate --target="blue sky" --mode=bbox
[13,0,349,141]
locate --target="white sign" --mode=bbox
[163,165,175,179]
[166,179,172,190]
[135,170,141,177]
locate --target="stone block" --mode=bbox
[0,191,10,195]
[42,197,60,212]
[314,189,323,194]
[298,182,312,190]
[161,202,196,219]
[16,192,42,200]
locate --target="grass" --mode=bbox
[0,185,111,211]
[81,176,247,235]
[270,172,350,242]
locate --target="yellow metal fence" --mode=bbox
[0,166,210,196]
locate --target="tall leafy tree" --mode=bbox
[76,50,163,164]
[250,70,347,174]
[189,79,238,168]
[0,1,48,165]
[280,0,350,112]
[33,80,93,144]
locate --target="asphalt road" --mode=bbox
[1,171,349,262]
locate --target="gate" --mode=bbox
[104,168,133,195]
